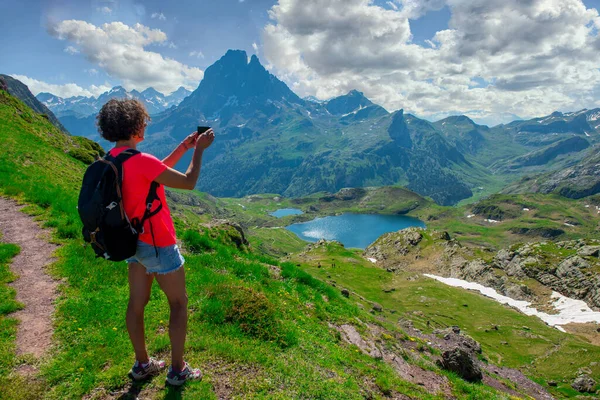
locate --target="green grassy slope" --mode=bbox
[0,91,526,399]
[289,242,600,398]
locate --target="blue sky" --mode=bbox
[0,0,275,94]
[2,0,600,124]
[0,0,456,95]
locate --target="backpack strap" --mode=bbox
[104,148,141,186]
[98,149,141,222]
[107,149,162,258]
[114,148,141,165]
[132,182,163,258]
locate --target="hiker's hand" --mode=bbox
[196,129,215,150]
[182,132,199,150]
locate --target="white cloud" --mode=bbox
[10,74,111,98]
[386,1,398,11]
[159,41,178,49]
[424,39,436,48]
[189,50,205,59]
[85,68,99,76]
[97,6,112,15]
[252,42,259,52]
[263,0,600,123]
[398,0,446,19]
[49,20,203,93]
[151,12,166,21]
[64,45,79,55]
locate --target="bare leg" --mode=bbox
[155,267,188,372]
[127,262,154,364]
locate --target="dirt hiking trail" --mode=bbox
[0,197,58,358]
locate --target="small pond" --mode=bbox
[286,213,425,249]
[270,208,304,218]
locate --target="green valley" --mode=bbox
[2,81,600,399]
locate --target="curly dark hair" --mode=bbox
[96,98,150,142]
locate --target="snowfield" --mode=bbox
[424,274,600,332]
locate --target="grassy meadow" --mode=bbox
[1,88,599,398]
[0,90,524,399]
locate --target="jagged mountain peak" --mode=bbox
[109,85,126,93]
[171,86,190,95]
[326,90,374,116]
[439,115,477,126]
[178,49,303,114]
[141,87,162,97]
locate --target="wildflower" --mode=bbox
[78,328,82,331]
[79,367,84,372]
[112,327,117,331]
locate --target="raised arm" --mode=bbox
[162,132,199,168]
[155,129,214,190]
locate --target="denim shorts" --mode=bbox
[126,241,185,275]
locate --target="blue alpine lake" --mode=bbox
[270,208,304,218]
[286,213,426,249]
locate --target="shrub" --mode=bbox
[202,284,297,347]
[67,148,95,165]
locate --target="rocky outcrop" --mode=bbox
[203,220,249,249]
[434,327,482,355]
[493,241,600,310]
[505,150,600,199]
[388,110,412,148]
[571,374,596,393]
[438,348,483,382]
[364,227,426,262]
[578,245,600,257]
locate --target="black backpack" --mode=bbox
[78,149,162,261]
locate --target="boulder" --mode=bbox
[494,249,514,268]
[337,324,383,360]
[432,231,451,241]
[436,328,482,355]
[503,283,534,301]
[341,288,350,298]
[372,302,383,312]
[556,256,590,280]
[572,375,596,393]
[404,229,423,246]
[438,347,483,382]
[578,246,600,257]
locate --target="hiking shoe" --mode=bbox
[129,358,166,380]
[166,362,202,386]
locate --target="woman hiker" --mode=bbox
[97,98,214,386]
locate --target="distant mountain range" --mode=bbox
[36,86,191,117]
[10,50,600,204]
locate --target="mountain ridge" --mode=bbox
[31,49,600,205]
[36,85,191,117]
[0,74,68,133]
